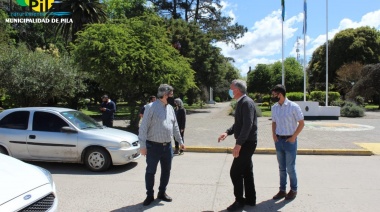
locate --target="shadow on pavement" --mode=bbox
[111,201,165,212]
[187,110,212,115]
[27,161,139,175]
[252,198,292,211]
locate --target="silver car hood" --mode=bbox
[0,155,48,204]
[82,127,138,143]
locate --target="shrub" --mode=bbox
[287,92,305,101]
[355,96,365,106]
[331,99,345,107]
[262,94,271,103]
[340,101,365,117]
[309,91,341,105]
[328,92,340,103]
[214,96,221,102]
[262,102,270,107]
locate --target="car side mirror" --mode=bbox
[61,126,78,133]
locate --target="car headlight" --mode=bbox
[36,167,54,188]
[120,141,131,149]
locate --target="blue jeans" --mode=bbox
[274,137,298,191]
[145,141,173,196]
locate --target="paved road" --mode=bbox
[31,153,380,212]
[115,102,380,154]
[40,103,380,211]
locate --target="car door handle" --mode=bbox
[29,135,36,139]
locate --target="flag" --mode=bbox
[281,0,285,21]
[303,0,307,34]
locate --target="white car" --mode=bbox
[0,107,141,172]
[0,154,58,211]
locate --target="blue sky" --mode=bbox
[216,0,380,76]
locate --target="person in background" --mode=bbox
[218,79,258,211]
[140,96,157,119]
[99,95,116,127]
[174,98,186,155]
[271,84,304,200]
[138,84,185,206]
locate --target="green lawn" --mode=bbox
[81,104,132,117]
[365,104,380,110]
[259,106,272,117]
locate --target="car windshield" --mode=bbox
[60,111,103,130]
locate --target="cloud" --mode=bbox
[215,10,301,75]
[216,3,380,76]
[220,1,237,24]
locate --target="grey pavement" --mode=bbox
[47,103,380,211]
[43,153,380,212]
[115,102,380,155]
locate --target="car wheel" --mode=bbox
[0,146,8,155]
[84,147,111,172]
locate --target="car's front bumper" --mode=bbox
[107,147,141,165]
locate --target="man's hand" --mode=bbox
[140,148,147,156]
[272,134,278,142]
[286,136,296,143]
[180,144,185,150]
[218,132,228,142]
[232,145,241,158]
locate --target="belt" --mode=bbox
[147,140,171,146]
[276,135,292,139]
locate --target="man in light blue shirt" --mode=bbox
[139,84,184,206]
[271,84,304,200]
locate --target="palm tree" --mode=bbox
[50,0,107,43]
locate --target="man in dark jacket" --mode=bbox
[218,79,258,211]
[100,95,116,127]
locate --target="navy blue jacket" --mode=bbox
[101,100,116,121]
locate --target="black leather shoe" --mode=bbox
[285,190,297,200]
[227,201,244,211]
[157,192,172,202]
[273,190,287,200]
[143,196,154,206]
[245,200,256,206]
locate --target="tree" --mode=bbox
[103,0,148,19]
[0,9,16,45]
[0,44,86,107]
[51,0,107,43]
[166,18,237,104]
[336,62,363,97]
[271,58,304,92]
[247,64,272,94]
[348,63,380,108]
[308,26,380,90]
[149,0,247,49]
[71,14,196,126]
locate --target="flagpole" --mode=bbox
[282,20,285,85]
[326,0,329,106]
[281,1,285,86]
[303,0,307,101]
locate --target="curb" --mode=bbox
[182,146,373,156]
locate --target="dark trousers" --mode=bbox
[174,130,184,149]
[145,141,173,196]
[102,119,113,127]
[230,140,257,203]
